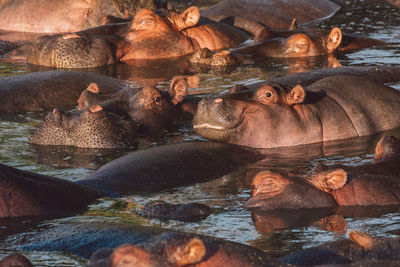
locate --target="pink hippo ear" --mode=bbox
[289,18,298,31]
[87,83,100,94]
[309,164,347,193]
[88,104,103,113]
[326,27,342,52]
[174,238,206,266]
[286,84,306,105]
[179,6,200,30]
[374,135,400,161]
[348,231,375,250]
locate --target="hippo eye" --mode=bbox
[153,96,162,104]
[265,91,272,98]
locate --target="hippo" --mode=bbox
[29,105,138,149]
[193,75,400,148]
[141,201,212,222]
[0,254,33,267]
[102,232,286,267]
[245,135,400,210]
[27,33,116,68]
[281,230,400,266]
[0,141,263,217]
[27,6,249,68]
[0,0,163,33]
[200,0,340,30]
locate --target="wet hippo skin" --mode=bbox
[245,135,400,210]
[281,230,400,266]
[194,75,400,148]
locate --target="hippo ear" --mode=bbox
[87,83,100,94]
[230,84,249,94]
[348,231,375,250]
[374,135,400,161]
[327,27,342,52]
[179,6,200,30]
[287,84,306,105]
[289,18,298,30]
[88,105,103,113]
[175,238,206,266]
[311,168,347,192]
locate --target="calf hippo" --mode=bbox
[105,232,284,267]
[193,75,400,148]
[245,135,400,210]
[141,201,212,222]
[29,105,137,149]
[281,230,400,266]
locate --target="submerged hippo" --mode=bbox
[245,135,400,210]
[29,105,137,149]
[27,6,249,68]
[0,39,22,56]
[194,75,400,148]
[104,232,284,267]
[281,230,400,266]
[29,76,199,148]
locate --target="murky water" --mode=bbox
[0,0,400,266]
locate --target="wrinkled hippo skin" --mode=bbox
[194,75,400,148]
[0,71,126,114]
[29,105,137,149]
[96,231,287,267]
[281,230,400,266]
[0,163,103,218]
[201,0,340,30]
[245,135,400,210]
[0,254,33,267]
[141,201,212,222]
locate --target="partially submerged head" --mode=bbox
[29,105,136,149]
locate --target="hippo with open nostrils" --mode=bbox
[194,75,400,148]
[245,135,400,210]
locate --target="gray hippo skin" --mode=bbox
[194,75,400,148]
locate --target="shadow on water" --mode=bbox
[0,0,400,265]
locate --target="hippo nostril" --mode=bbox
[214,98,223,103]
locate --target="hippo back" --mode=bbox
[308,75,400,139]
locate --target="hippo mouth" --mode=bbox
[193,115,244,142]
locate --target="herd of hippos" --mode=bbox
[1,0,400,266]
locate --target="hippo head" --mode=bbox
[234,27,343,58]
[118,7,201,60]
[244,170,341,210]
[280,28,343,57]
[29,105,136,149]
[193,83,323,148]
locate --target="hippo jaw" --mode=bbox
[193,97,245,143]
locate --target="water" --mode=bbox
[0,0,400,265]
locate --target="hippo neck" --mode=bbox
[182,18,248,51]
